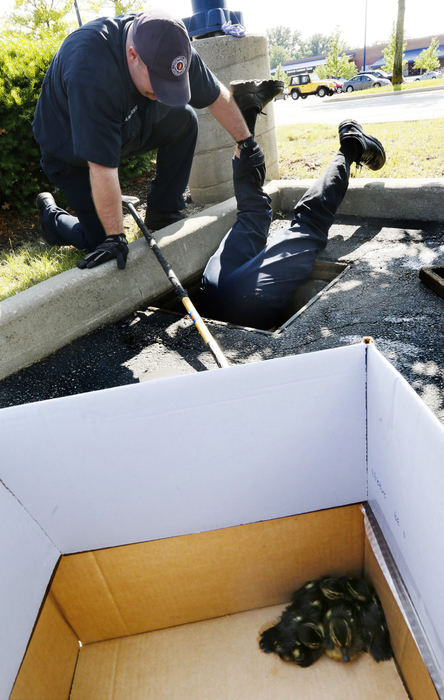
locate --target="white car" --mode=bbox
[414,70,442,80]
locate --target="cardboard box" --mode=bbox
[1,341,443,699]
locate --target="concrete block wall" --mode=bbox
[189,34,279,204]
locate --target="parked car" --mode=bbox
[330,77,345,93]
[274,87,289,100]
[343,74,391,92]
[288,73,336,99]
[359,69,392,81]
[414,70,442,80]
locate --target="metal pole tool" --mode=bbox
[122,196,229,369]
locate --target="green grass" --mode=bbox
[0,244,84,300]
[0,220,141,302]
[277,118,444,180]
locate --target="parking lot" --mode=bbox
[272,87,444,124]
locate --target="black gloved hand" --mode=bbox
[237,136,266,186]
[77,234,128,270]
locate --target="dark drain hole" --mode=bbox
[148,260,350,334]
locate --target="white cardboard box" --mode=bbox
[1,341,443,698]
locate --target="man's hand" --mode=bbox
[77,234,129,270]
[237,136,266,186]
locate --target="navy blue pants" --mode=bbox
[39,104,198,251]
[199,151,351,329]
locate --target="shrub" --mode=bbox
[0,34,59,212]
[0,33,155,213]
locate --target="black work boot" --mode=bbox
[231,79,285,135]
[144,209,186,231]
[338,119,386,171]
[36,192,61,244]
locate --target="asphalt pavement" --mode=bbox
[273,87,444,125]
[1,216,443,423]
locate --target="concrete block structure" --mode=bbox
[189,34,280,204]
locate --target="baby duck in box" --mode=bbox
[259,575,393,667]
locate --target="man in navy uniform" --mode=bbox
[197,82,386,330]
[34,9,269,270]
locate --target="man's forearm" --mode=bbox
[88,162,124,236]
[208,83,250,143]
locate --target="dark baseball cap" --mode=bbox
[132,10,192,107]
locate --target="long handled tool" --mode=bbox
[122,196,229,369]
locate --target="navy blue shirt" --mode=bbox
[33,14,220,168]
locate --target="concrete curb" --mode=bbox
[279,178,444,221]
[1,178,443,380]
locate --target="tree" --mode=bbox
[273,63,290,88]
[317,30,357,79]
[269,43,291,71]
[266,26,302,57]
[7,0,73,38]
[392,0,406,85]
[382,24,407,77]
[414,37,440,73]
[300,33,332,58]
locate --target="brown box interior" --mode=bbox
[11,504,438,699]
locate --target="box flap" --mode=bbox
[367,344,444,692]
[0,481,59,698]
[0,344,366,554]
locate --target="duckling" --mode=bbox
[297,620,325,649]
[323,603,364,662]
[319,575,347,601]
[291,579,325,621]
[280,642,323,667]
[360,598,393,662]
[259,575,392,668]
[345,576,373,604]
[259,582,325,662]
[260,619,321,667]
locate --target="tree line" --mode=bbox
[268,23,441,85]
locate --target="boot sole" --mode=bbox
[231,80,285,110]
[360,134,386,170]
[338,122,386,170]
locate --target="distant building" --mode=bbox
[273,34,444,77]
[357,34,444,75]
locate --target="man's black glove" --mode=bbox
[237,136,266,186]
[77,234,128,270]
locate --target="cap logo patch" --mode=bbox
[171,55,187,77]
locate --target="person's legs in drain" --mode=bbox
[197,81,284,325]
[199,120,386,330]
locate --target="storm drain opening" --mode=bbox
[149,260,351,336]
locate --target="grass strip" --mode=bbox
[277,118,444,180]
[0,222,140,301]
